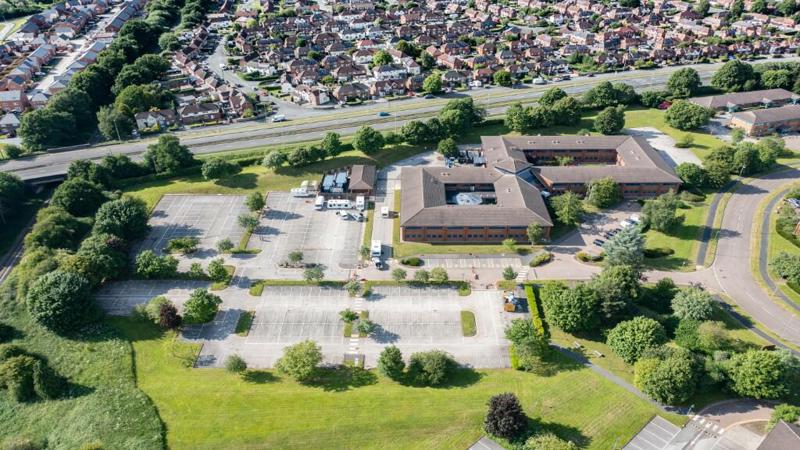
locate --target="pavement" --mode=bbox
[6,57,800,182]
[626,127,703,168]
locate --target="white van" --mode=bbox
[370,240,382,258]
[326,199,351,209]
[314,195,325,210]
[355,195,366,211]
[272,114,286,122]
[291,187,310,197]
[380,206,390,218]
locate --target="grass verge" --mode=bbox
[461,311,477,337]
[235,311,255,337]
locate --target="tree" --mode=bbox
[303,266,324,282]
[602,226,645,270]
[225,354,247,373]
[422,73,442,94]
[24,207,90,251]
[440,97,485,127]
[391,268,407,281]
[634,349,699,404]
[429,267,449,283]
[550,191,584,225]
[245,192,265,213]
[484,393,528,440]
[26,271,93,333]
[582,81,619,108]
[93,196,150,241]
[352,126,385,155]
[640,90,667,108]
[207,258,230,283]
[606,317,667,363]
[418,52,435,70]
[0,172,25,221]
[705,160,731,188]
[761,69,793,90]
[238,213,259,232]
[142,134,195,175]
[437,137,459,158]
[19,109,77,151]
[201,157,240,180]
[539,282,601,333]
[97,106,135,141]
[768,404,800,431]
[114,84,170,115]
[413,269,430,283]
[400,120,431,144]
[725,350,793,399]
[158,31,180,51]
[594,106,625,135]
[591,265,641,322]
[539,88,567,107]
[135,250,179,279]
[407,350,455,385]
[667,68,701,98]
[320,132,343,158]
[372,50,393,66]
[527,223,544,244]
[504,103,533,132]
[344,280,362,297]
[493,70,512,87]
[275,340,322,382]
[694,0,710,15]
[158,303,182,329]
[183,289,222,324]
[675,162,708,188]
[100,154,146,179]
[288,251,304,264]
[551,96,581,125]
[378,345,405,380]
[356,319,375,336]
[665,100,712,130]
[66,232,128,286]
[711,59,755,92]
[671,287,715,321]
[778,0,797,16]
[586,177,621,208]
[50,178,107,218]
[751,0,767,12]
[502,266,517,281]
[641,191,682,232]
[262,151,287,169]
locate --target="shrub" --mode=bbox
[606,317,667,364]
[158,303,182,329]
[484,393,528,440]
[339,309,359,323]
[539,282,599,333]
[224,354,247,373]
[166,236,199,254]
[391,268,407,281]
[429,267,449,283]
[768,404,800,431]
[345,280,362,297]
[201,157,240,180]
[207,258,230,283]
[135,250,179,279]
[26,271,93,333]
[634,348,699,405]
[356,319,375,336]
[407,350,455,385]
[502,266,517,280]
[216,238,235,253]
[576,251,604,262]
[400,257,422,266]
[182,289,222,324]
[524,433,577,450]
[413,269,430,283]
[377,345,405,381]
[725,350,794,399]
[665,100,713,130]
[529,251,552,267]
[144,296,171,322]
[644,247,675,258]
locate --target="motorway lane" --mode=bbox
[1,58,768,181]
[712,167,800,347]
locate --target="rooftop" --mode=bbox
[690,88,798,109]
[731,104,800,124]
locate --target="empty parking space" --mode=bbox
[96,279,210,315]
[136,195,249,255]
[421,256,522,270]
[245,192,362,278]
[623,416,680,450]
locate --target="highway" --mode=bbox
[5,58,792,181]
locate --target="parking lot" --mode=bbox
[556,201,643,255]
[189,285,512,369]
[96,279,211,315]
[135,194,249,257]
[238,192,363,280]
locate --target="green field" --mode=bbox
[765,184,800,306]
[643,195,712,271]
[113,318,683,450]
[623,108,727,160]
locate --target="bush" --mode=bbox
[26,271,93,333]
[217,238,235,253]
[529,251,552,267]
[502,266,518,280]
[182,289,222,324]
[93,196,150,241]
[484,393,528,440]
[400,257,422,266]
[158,303,182,329]
[166,236,199,254]
[524,433,577,450]
[378,345,405,380]
[407,350,455,385]
[606,317,667,364]
[207,258,231,283]
[671,287,715,321]
[201,157,240,180]
[429,267,449,283]
[539,282,599,333]
[576,251,603,262]
[224,354,247,373]
[644,247,675,258]
[768,404,800,431]
[725,350,794,399]
[135,250,179,279]
[665,100,713,130]
[634,348,699,405]
[144,296,171,322]
[275,340,322,382]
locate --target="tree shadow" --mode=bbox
[241,370,278,384]
[369,323,399,343]
[304,365,378,392]
[215,172,258,189]
[533,419,592,448]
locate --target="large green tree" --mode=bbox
[607,317,667,364]
[539,282,601,333]
[665,100,712,130]
[594,106,625,135]
[602,226,645,270]
[711,59,756,92]
[142,134,195,175]
[26,271,93,333]
[550,191,584,225]
[352,126,385,155]
[182,289,223,324]
[51,178,107,217]
[275,340,323,382]
[93,196,150,241]
[667,68,701,98]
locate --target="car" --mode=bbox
[602,232,613,239]
[629,214,640,223]
[593,239,605,246]
[620,219,634,228]
[424,94,435,99]
[356,213,365,222]
[371,257,385,269]
[378,111,390,117]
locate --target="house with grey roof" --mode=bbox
[729,103,800,136]
[690,88,799,111]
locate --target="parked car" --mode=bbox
[424,94,435,99]
[378,111,390,117]
[593,239,605,246]
[620,219,635,228]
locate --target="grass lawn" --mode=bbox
[643,195,711,271]
[112,317,683,450]
[764,184,800,307]
[461,310,477,337]
[0,282,164,449]
[623,107,727,160]
[235,311,254,336]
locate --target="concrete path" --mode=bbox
[627,127,703,168]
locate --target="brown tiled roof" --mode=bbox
[400,166,553,228]
[480,135,682,185]
[690,88,798,109]
[731,104,800,124]
[349,164,376,190]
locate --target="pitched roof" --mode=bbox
[400,166,553,228]
[690,88,798,109]
[348,164,376,190]
[731,104,800,125]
